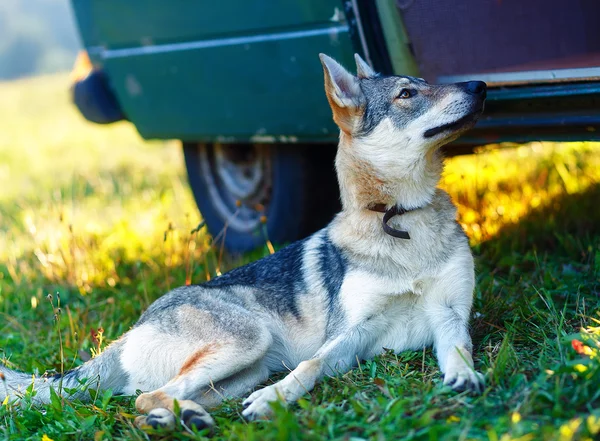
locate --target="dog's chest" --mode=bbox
[370,294,434,355]
[338,268,429,324]
[337,268,435,354]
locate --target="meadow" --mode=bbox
[0,74,599,441]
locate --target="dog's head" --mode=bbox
[320,53,486,150]
[320,53,486,209]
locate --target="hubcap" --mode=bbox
[199,144,271,233]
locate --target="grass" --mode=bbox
[0,73,599,441]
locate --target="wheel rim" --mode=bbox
[199,144,271,233]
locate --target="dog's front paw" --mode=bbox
[443,368,485,394]
[241,385,282,420]
[135,400,215,432]
[181,408,214,432]
[135,408,176,430]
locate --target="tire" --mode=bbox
[182,142,340,253]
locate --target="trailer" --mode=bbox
[70,0,600,251]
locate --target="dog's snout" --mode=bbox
[464,81,487,98]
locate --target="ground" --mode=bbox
[0,74,599,441]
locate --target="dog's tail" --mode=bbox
[0,339,127,404]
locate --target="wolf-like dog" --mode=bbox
[0,54,487,430]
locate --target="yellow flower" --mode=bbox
[42,435,55,441]
[446,415,460,423]
[511,412,522,423]
[587,415,600,436]
[559,418,582,441]
[582,346,594,356]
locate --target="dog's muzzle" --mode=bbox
[462,81,487,99]
[423,81,487,139]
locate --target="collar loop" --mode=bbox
[382,206,410,239]
[368,204,413,239]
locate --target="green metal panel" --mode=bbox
[73,1,343,49]
[70,0,356,141]
[104,31,354,141]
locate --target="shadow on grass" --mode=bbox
[471,182,600,360]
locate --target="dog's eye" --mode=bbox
[397,89,413,99]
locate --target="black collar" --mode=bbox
[367,204,419,239]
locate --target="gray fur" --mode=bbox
[317,232,348,335]
[359,75,432,136]
[318,234,347,309]
[202,238,308,317]
[137,286,263,343]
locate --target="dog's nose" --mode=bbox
[465,81,487,98]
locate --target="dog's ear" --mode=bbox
[319,54,363,108]
[319,54,364,133]
[354,53,375,79]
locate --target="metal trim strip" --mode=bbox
[88,25,350,59]
[439,67,600,86]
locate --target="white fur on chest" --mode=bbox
[339,270,422,325]
[339,269,435,356]
[371,294,434,356]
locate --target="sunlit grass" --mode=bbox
[442,142,600,244]
[0,74,207,294]
[0,73,599,440]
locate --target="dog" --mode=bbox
[0,53,487,431]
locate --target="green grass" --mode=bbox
[1,74,600,441]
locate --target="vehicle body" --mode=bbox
[70,0,600,251]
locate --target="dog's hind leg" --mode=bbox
[195,361,271,409]
[135,329,272,431]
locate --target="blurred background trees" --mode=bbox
[0,0,79,79]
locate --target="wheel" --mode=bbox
[182,142,340,253]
